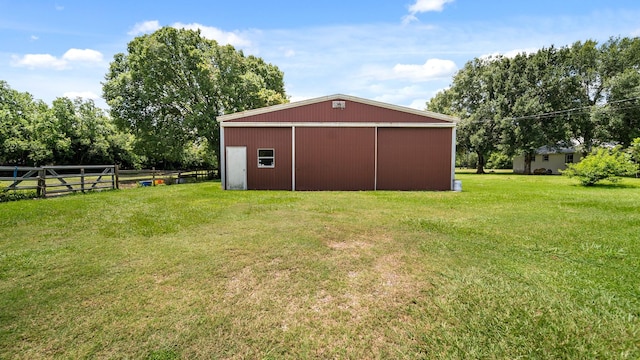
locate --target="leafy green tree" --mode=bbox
[428,37,640,175]
[562,146,636,186]
[1,81,137,167]
[28,100,63,165]
[501,47,578,174]
[566,40,607,153]
[596,69,640,147]
[50,97,78,162]
[103,27,287,169]
[0,81,59,165]
[1,81,32,164]
[427,56,509,173]
[585,37,640,147]
[598,37,640,81]
[52,97,137,166]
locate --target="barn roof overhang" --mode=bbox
[220,121,455,128]
[217,94,459,124]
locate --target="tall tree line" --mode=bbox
[0,81,137,167]
[427,37,640,174]
[1,27,287,169]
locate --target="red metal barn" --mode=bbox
[218,94,458,191]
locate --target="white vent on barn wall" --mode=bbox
[332,100,346,109]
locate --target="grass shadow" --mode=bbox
[567,182,640,190]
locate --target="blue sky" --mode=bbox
[1,0,640,110]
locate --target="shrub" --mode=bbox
[486,152,513,169]
[0,190,38,202]
[456,151,478,168]
[562,147,636,186]
[629,137,640,177]
[533,168,551,175]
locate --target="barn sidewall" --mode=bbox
[377,127,453,191]
[224,127,292,190]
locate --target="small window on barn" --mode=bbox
[542,154,549,162]
[258,149,275,168]
[565,154,574,163]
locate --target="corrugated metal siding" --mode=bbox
[224,127,292,190]
[296,127,375,190]
[225,99,448,123]
[377,128,452,190]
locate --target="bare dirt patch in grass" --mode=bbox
[326,240,371,250]
[3,177,640,358]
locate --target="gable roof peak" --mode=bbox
[217,93,458,123]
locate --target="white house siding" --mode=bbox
[513,153,582,174]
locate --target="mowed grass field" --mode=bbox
[1,173,639,359]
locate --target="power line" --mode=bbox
[460,96,640,124]
[506,96,640,122]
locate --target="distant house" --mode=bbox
[218,94,458,191]
[513,146,582,174]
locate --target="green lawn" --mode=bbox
[1,174,639,359]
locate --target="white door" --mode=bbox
[226,146,247,190]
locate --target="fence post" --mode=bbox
[37,169,46,198]
[80,168,85,193]
[152,167,156,186]
[13,166,17,193]
[114,165,120,190]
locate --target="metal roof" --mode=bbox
[217,94,459,123]
[536,145,576,155]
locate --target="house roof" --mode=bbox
[217,94,459,123]
[537,145,576,155]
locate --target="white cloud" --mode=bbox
[128,20,161,36]
[126,20,251,48]
[372,85,426,104]
[480,48,539,59]
[11,54,68,70]
[402,14,418,25]
[30,35,39,41]
[63,91,100,100]
[172,22,251,48]
[409,0,454,13]
[62,48,103,62]
[393,59,457,81]
[404,0,454,23]
[289,95,313,103]
[11,48,104,70]
[408,99,428,110]
[384,59,458,82]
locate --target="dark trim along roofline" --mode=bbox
[221,121,455,128]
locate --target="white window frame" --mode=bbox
[257,148,275,168]
[565,153,574,163]
[542,154,549,162]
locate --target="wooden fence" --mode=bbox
[0,165,216,198]
[0,165,117,197]
[117,168,215,187]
